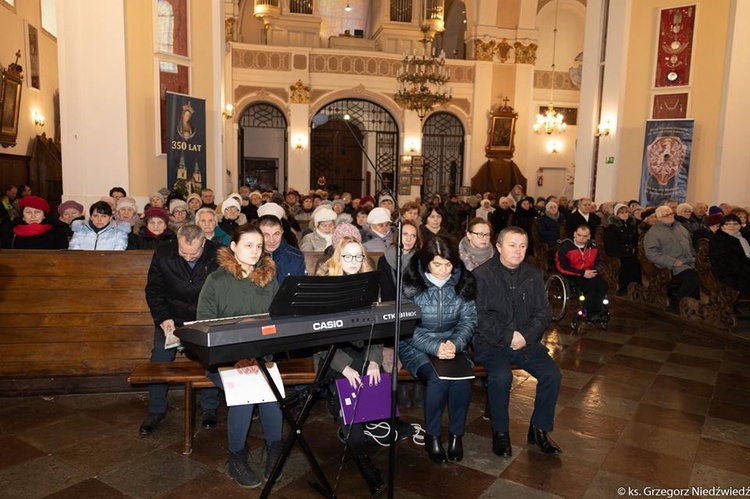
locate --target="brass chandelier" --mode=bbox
[533,0,567,135]
[394,26,451,121]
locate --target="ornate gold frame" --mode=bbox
[0,56,24,148]
[485,102,518,158]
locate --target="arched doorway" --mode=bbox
[421,112,465,200]
[311,99,399,197]
[238,102,288,191]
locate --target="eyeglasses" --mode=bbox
[341,254,365,263]
[469,231,491,239]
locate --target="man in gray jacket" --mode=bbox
[644,205,700,310]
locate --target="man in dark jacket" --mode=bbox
[565,197,600,238]
[140,224,220,435]
[473,226,561,457]
[258,214,307,283]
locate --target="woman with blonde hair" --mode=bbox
[315,235,385,497]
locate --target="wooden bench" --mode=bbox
[129,358,489,454]
[626,231,672,309]
[0,249,378,395]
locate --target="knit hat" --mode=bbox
[143,207,169,223]
[117,196,138,212]
[332,199,346,209]
[722,214,741,226]
[150,191,165,202]
[641,207,656,219]
[169,199,188,214]
[709,205,723,215]
[221,197,241,214]
[18,195,50,214]
[333,222,362,246]
[545,201,558,215]
[367,207,392,225]
[379,194,395,206]
[360,195,375,206]
[614,203,629,216]
[313,207,337,226]
[186,193,201,206]
[228,192,242,204]
[57,200,84,216]
[257,202,286,220]
[707,213,724,227]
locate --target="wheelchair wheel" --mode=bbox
[545,274,568,321]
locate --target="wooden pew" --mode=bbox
[626,231,671,309]
[0,249,373,395]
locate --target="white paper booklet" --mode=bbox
[219,363,285,406]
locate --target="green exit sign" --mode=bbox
[605,157,615,164]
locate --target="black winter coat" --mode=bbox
[127,226,176,250]
[472,257,551,349]
[1,219,68,249]
[709,230,750,293]
[604,216,639,258]
[566,210,601,238]
[145,239,220,327]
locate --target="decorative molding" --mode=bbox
[232,49,291,71]
[289,79,310,104]
[533,70,577,91]
[514,42,537,64]
[473,40,495,61]
[225,18,235,43]
[497,39,512,63]
[351,84,366,94]
[293,54,307,70]
[450,98,471,116]
[234,85,288,104]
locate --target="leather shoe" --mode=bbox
[139,413,165,435]
[201,409,218,429]
[424,434,448,463]
[527,424,562,455]
[492,431,512,457]
[447,433,463,462]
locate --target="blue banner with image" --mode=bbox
[166,92,206,198]
[639,119,694,206]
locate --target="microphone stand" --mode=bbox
[340,116,404,499]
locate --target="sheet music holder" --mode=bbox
[269,271,380,317]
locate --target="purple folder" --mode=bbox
[335,372,399,425]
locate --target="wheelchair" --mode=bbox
[545,273,610,331]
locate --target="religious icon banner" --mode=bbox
[654,5,695,88]
[639,119,694,206]
[166,92,206,198]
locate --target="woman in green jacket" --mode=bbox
[197,223,282,489]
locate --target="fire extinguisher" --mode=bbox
[537,169,544,186]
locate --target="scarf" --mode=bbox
[14,222,53,237]
[729,231,750,258]
[383,245,417,274]
[425,272,450,288]
[459,236,494,271]
[544,211,560,221]
[116,213,140,227]
[146,228,164,239]
[316,229,333,247]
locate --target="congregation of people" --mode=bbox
[2,180,749,497]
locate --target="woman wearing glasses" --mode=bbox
[399,235,477,464]
[459,218,495,271]
[197,224,283,489]
[316,235,386,497]
[709,214,750,293]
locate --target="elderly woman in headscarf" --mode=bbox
[168,199,191,233]
[300,206,337,252]
[55,199,85,237]
[1,195,69,249]
[115,197,140,232]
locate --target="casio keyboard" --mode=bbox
[176,301,421,365]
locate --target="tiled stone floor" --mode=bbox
[1,303,749,498]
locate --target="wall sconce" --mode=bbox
[405,138,420,153]
[595,119,612,137]
[547,140,561,154]
[222,104,235,119]
[32,110,45,127]
[292,134,307,150]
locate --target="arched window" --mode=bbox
[421,112,465,200]
[239,103,288,191]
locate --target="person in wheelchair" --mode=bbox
[555,224,609,320]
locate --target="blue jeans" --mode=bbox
[474,342,561,433]
[147,326,219,415]
[415,363,471,437]
[207,370,283,453]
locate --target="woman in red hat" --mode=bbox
[1,195,68,249]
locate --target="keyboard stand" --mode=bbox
[258,343,339,499]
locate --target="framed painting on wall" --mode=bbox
[398,185,411,195]
[653,5,696,88]
[487,115,516,153]
[24,22,41,90]
[157,59,190,155]
[652,93,689,119]
[154,0,190,59]
[0,65,23,148]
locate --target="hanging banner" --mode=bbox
[639,119,694,206]
[166,92,206,198]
